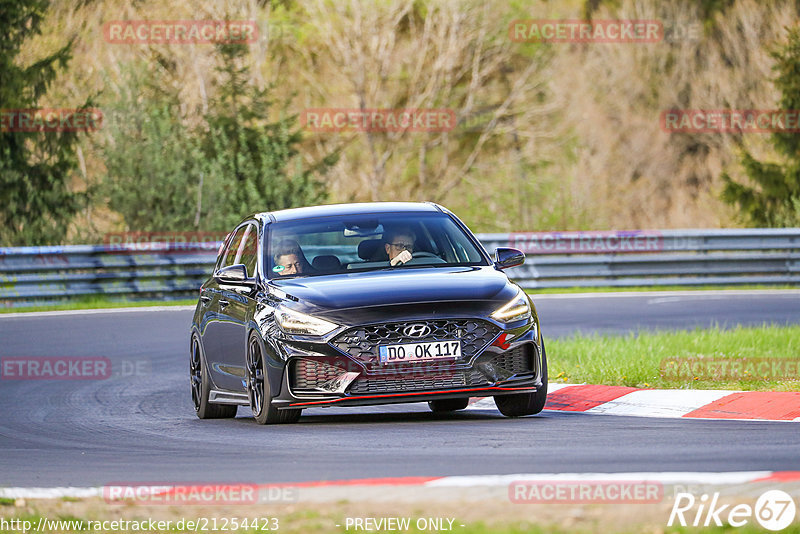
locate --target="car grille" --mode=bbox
[349,369,488,394]
[348,346,533,395]
[330,319,500,370]
[291,358,347,390]
[492,345,533,375]
[290,345,534,395]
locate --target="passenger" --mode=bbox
[273,239,307,275]
[383,226,416,266]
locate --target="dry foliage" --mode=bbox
[20,0,800,237]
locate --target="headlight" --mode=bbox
[490,287,532,323]
[275,306,339,336]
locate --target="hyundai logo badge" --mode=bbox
[403,324,432,338]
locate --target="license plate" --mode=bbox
[378,340,461,364]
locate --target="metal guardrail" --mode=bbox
[0,229,798,306]
[481,229,800,288]
[0,244,217,306]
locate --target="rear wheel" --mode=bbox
[190,335,237,419]
[494,340,548,417]
[428,397,470,412]
[246,334,301,425]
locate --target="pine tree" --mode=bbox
[199,41,335,229]
[0,0,90,245]
[721,27,800,227]
[101,42,336,233]
[101,64,206,233]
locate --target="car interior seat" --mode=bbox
[357,239,389,262]
[311,255,342,273]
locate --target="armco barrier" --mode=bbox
[480,228,800,289]
[0,244,217,306]
[0,229,798,306]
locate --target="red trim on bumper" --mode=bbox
[288,386,535,407]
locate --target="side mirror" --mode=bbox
[214,264,255,287]
[494,248,525,270]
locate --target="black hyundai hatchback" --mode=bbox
[190,202,547,424]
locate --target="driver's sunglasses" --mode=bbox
[390,242,414,252]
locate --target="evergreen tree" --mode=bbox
[102,43,336,233]
[0,0,90,245]
[101,65,206,232]
[721,27,800,227]
[199,42,335,229]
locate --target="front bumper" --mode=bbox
[270,321,542,410]
[276,383,539,408]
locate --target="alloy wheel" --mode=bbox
[247,337,265,416]
[189,338,203,411]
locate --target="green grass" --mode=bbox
[549,324,800,391]
[0,296,196,314]
[526,284,799,294]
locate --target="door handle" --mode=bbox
[219,300,230,309]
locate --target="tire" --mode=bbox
[190,335,237,419]
[428,397,470,412]
[246,334,301,425]
[494,340,548,417]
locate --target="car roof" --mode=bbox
[259,202,444,223]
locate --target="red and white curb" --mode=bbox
[467,383,800,422]
[3,472,799,500]
[422,471,800,487]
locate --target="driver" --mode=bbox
[384,226,416,266]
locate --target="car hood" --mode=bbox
[270,266,516,319]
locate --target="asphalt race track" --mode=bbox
[535,290,800,337]
[1,291,798,487]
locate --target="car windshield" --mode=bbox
[266,212,489,278]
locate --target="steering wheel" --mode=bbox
[411,251,439,259]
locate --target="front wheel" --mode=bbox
[494,340,548,417]
[190,335,237,419]
[246,334,301,425]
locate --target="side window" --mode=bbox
[238,225,258,277]
[221,227,245,268]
